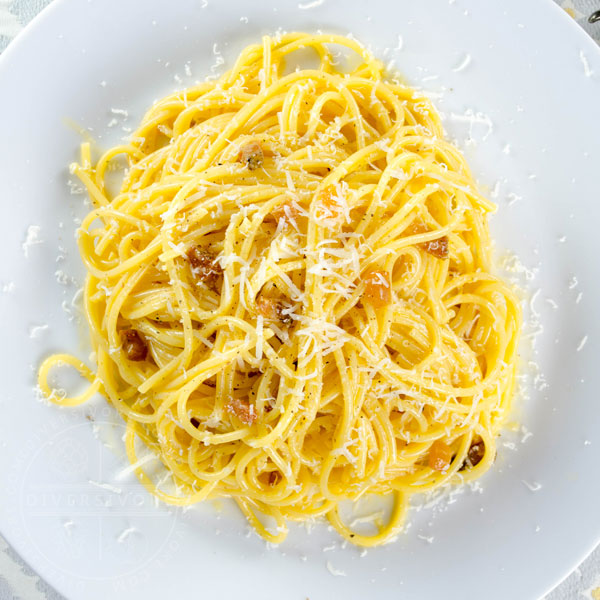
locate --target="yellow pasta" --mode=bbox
[38,32,521,546]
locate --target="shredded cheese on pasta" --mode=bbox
[38,33,521,546]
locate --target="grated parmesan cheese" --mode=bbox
[22,225,43,257]
[326,561,347,577]
[579,50,594,78]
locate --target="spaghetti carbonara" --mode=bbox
[39,33,521,546]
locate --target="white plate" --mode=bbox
[1,0,599,598]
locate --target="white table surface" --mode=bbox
[1,1,599,598]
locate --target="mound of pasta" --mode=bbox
[39,33,521,546]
